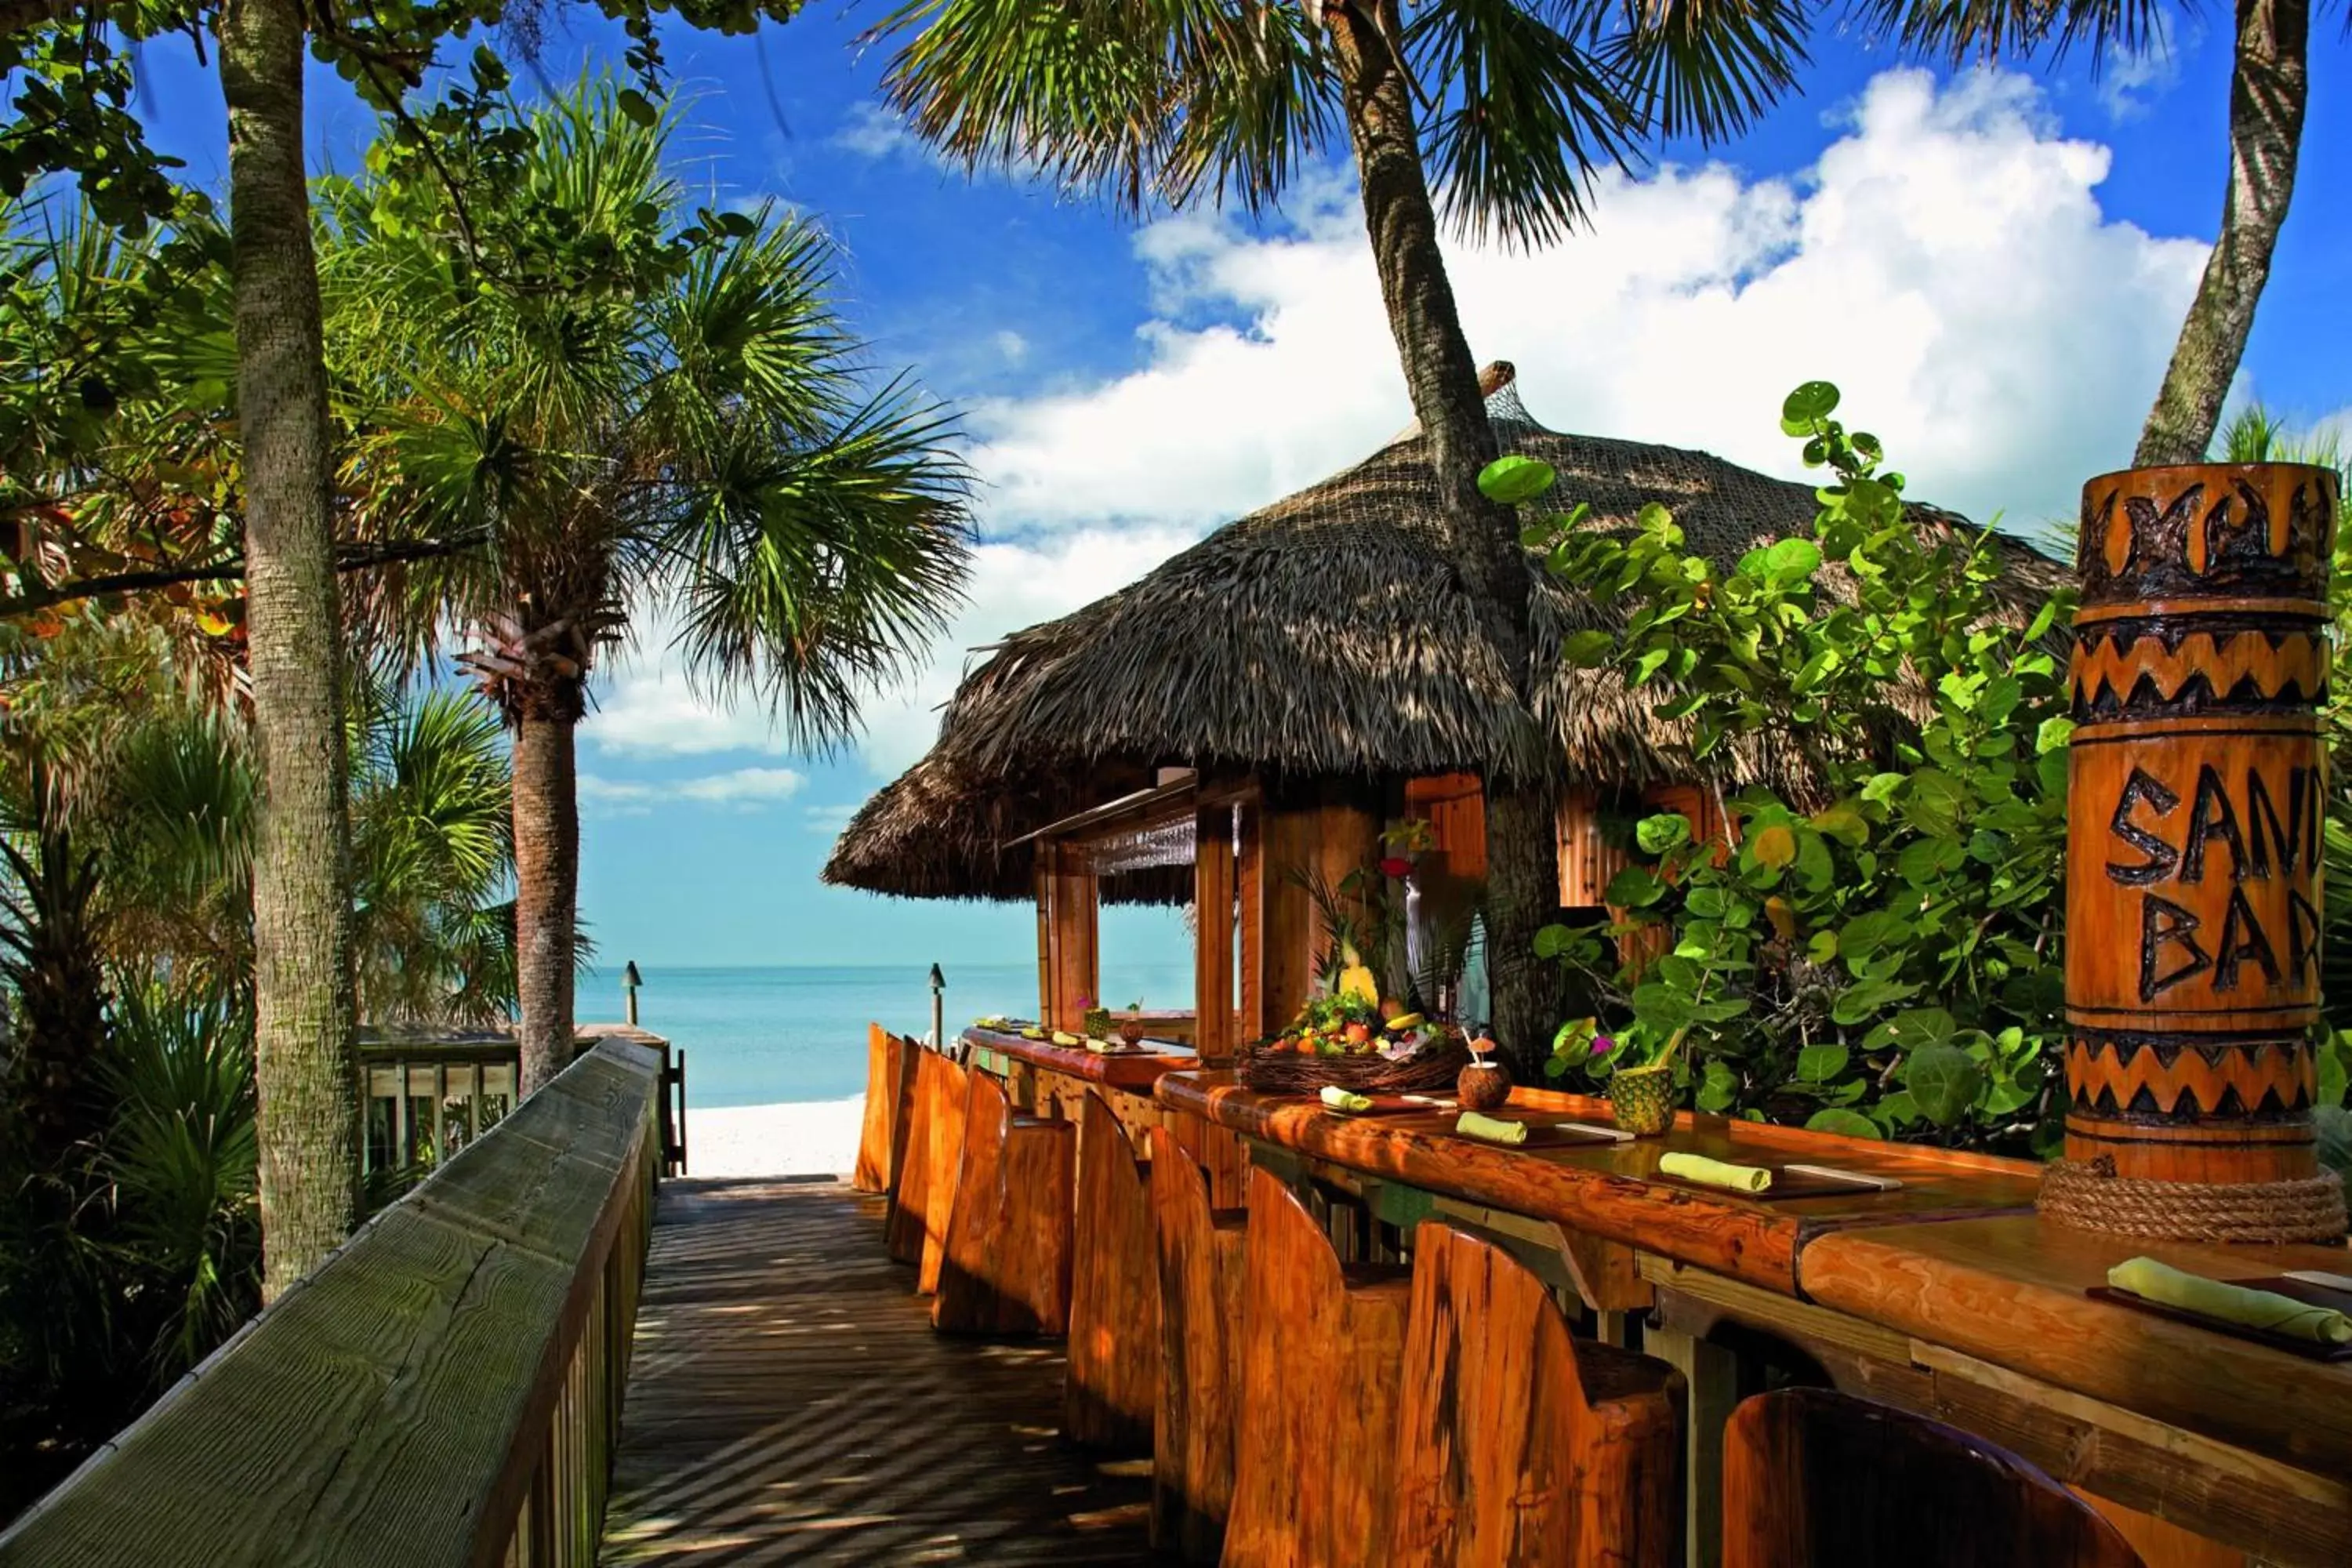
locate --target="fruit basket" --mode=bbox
[1237,985,1470,1096]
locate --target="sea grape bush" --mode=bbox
[1488,383,2078,1155]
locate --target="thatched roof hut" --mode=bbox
[826,366,2058,903]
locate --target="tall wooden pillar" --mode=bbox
[1039,841,1100,1033]
[2053,460,2346,1241]
[1196,804,1237,1060]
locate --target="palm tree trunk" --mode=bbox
[2135,0,2308,466]
[511,706,579,1092]
[220,0,361,1301]
[1327,0,1562,1073]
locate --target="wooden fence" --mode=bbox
[0,1035,662,1568]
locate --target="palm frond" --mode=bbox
[663,379,974,753]
[1410,0,1640,246]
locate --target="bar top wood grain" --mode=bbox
[967,1025,1200,1091]
[1798,1215,2352,1483]
[1154,1072,2042,1294]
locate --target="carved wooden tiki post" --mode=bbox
[2047,461,2347,1242]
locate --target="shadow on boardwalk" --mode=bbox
[601,1177,1158,1566]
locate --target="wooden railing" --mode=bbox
[0,1035,662,1568]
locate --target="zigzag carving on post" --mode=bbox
[2079,467,2338,602]
[2065,1036,2316,1119]
[2069,629,2328,712]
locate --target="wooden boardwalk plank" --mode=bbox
[600,1178,1156,1566]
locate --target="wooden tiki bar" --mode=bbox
[2053,460,2349,1240]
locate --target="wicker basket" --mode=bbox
[1237,1035,1472,1097]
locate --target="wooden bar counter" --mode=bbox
[1156,1072,2041,1295]
[965,1025,1200,1094]
[1159,1071,2352,1567]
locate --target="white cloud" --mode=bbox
[614,67,2219,787]
[581,610,790,759]
[579,766,806,816]
[994,329,1029,365]
[832,102,925,162]
[960,68,2205,549]
[2097,19,2197,123]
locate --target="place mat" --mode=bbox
[2088,1277,2352,1363]
[1316,1094,1443,1116]
[1437,1118,1631,1150]
[1646,1161,1904,1201]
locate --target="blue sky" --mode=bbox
[125,6,2348,974]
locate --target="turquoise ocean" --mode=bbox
[613,960,1197,1109]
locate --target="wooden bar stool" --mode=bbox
[1146,1126,1248,1564]
[1063,1090,1158,1450]
[933,1069,1076,1335]
[916,1054,971,1294]
[852,1025,916,1196]
[1723,1388,2143,1568]
[1222,1166,1410,1568]
[1393,1220,1683,1566]
[882,1044,938,1265]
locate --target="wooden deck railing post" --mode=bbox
[0,1035,666,1568]
[2049,460,2347,1241]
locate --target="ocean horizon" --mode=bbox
[605,959,1196,1109]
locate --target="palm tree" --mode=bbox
[220,0,361,1302]
[325,85,975,1088]
[1865,0,2318,466]
[867,0,1806,1067]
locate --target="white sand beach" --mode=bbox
[682,1095,866,1178]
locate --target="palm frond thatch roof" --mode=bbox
[825,368,2061,902]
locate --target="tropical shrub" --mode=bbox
[1496,384,2074,1155]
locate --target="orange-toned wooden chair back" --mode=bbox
[916,1052,970,1294]
[1222,1167,1408,1568]
[1395,1221,1682,1566]
[1064,1090,1157,1449]
[1145,1125,1247,1563]
[852,1025,916,1196]
[934,1068,1074,1335]
[882,1044,938,1264]
[1723,1388,2143,1568]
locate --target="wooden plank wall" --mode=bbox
[0,1038,664,1568]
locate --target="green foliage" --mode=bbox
[1504,384,2074,1153]
[325,82,975,748]
[871,0,1806,246]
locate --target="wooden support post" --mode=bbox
[1195,804,1236,1061]
[2056,460,2347,1239]
[1038,842,1102,1033]
[1236,800,1263,1040]
[1650,1319,1740,1568]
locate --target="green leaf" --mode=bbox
[1805,1109,1882,1140]
[1752,824,1797,868]
[2035,716,2075,755]
[1697,1059,1740,1113]
[1904,1044,1985,1127]
[1636,813,1692,854]
[1480,454,1559,505]
[1561,630,1617,668]
[616,87,660,126]
[1797,1043,1849,1083]
[1605,866,1668,908]
[1831,977,1918,1026]
[1782,380,1841,426]
[1762,538,1823,582]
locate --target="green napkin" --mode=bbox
[1455,1111,1527,1145]
[1659,1152,1774,1193]
[1319,1086,1373,1112]
[2109,1257,2352,1345]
